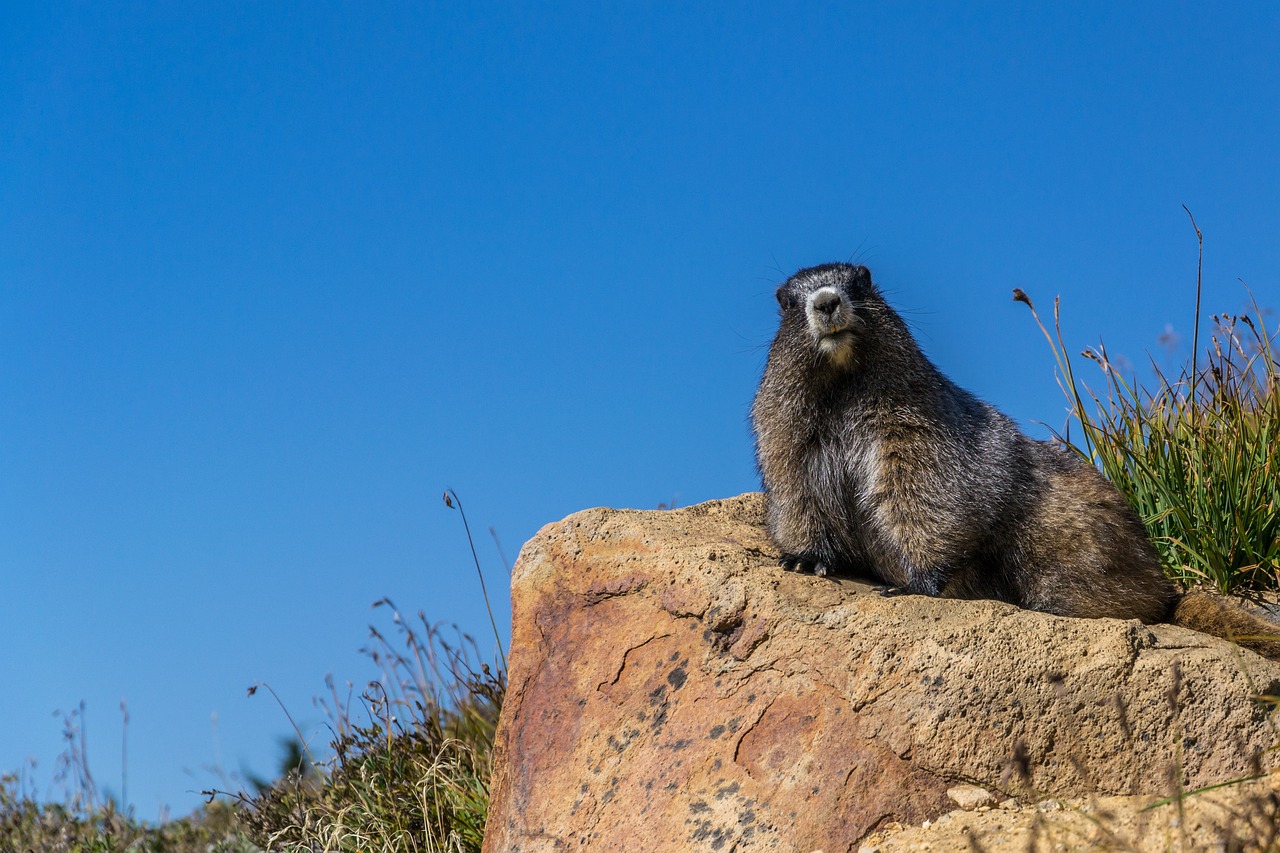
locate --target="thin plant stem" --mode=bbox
[489,526,514,577]
[246,682,318,771]
[1183,204,1204,415]
[120,698,128,813]
[444,488,508,672]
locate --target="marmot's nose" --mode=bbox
[812,292,840,318]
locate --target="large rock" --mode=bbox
[483,495,1280,852]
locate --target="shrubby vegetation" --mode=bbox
[238,602,503,853]
[0,605,504,853]
[1018,218,1278,595]
[2,490,506,853]
[0,757,254,853]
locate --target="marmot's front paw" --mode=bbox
[779,552,831,577]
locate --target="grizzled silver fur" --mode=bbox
[751,263,1177,622]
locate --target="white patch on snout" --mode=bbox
[806,286,857,365]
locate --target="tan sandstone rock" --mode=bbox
[861,780,1280,852]
[483,494,1280,852]
[946,784,997,811]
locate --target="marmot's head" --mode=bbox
[774,263,879,367]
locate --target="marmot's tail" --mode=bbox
[1170,589,1280,661]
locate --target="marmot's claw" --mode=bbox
[875,584,906,597]
[779,553,830,576]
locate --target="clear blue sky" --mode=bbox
[3,2,1277,819]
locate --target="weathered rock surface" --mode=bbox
[483,494,1280,852]
[861,780,1280,852]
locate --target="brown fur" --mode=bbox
[1173,591,1280,660]
[752,263,1280,659]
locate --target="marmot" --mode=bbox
[752,262,1280,658]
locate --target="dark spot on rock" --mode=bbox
[746,693,756,703]
[726,717,743,733]
[709,725,726,739]
[580,783,588,794]
[711,758,722,771]
[606,731,638,753]
[649,686,668,704]
[667,738,693,751]
[715,781,740,799]
[739,809,756,825]
[600,789,614,804]
[690,800,710,814]
[668,666,688,690]
[670,651,680,662]
[689,820,732,850]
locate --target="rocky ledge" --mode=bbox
[483,494,1280,852]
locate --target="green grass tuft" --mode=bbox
[1017,229,1279,594]
[240,603,504,853]
[0,771,257,853]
